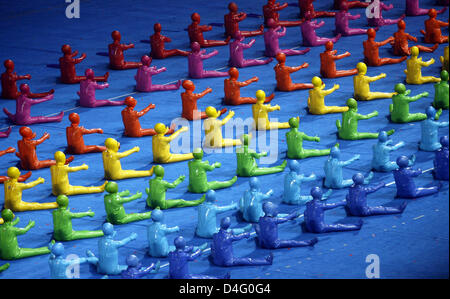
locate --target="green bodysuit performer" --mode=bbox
[390,84,429,123]
[286,117,332,159]
[52,195,104,241]
[104,182,151,224]
[337,98,395,140]
[236,134,287,177]
[0,209,51,260]
[433,70,449,109]
[146,165,206,210]
[188,148,237,193]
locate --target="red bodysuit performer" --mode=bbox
[363,28,407,66]
[109,31,142,70]
[150,23,189,59]
[299,0,335,19]
[16,127,74,170]
[181,80,227,120]
[225,2,265,38]
[2,59,54,99]
[274,52,313,91]
[59,45,109,84]
[224,67,274,105]
[66,113,106,154]
[0,147,31,183]
[391,20,438,56]
[320,41,357,78]
[263,0,304,27]
[188,13,231,48]
[420,9,449,44]
[121,96,175,137]
[333,0,369,10]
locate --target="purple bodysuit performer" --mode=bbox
[3,84,64,125]
[135,55,181,92]
[367,0,405,27]
[188,42,228,79]
[335,1,375,36]
[264,19,311,57]
[406,0,446,16]
[229,31,273,68]
[301,12,341,47]
[78,69,124,108]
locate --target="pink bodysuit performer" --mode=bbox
[3,84,64,125]
[78,69,124,107]
[367,0,405,27]
[301,12,341,47]
[229,31,273,68]
[405,0,446,16]
[188,42,229,79]
[335,1,375,36]
[135,55,181,92]
[264,19,311,57]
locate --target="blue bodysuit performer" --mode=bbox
[48,242,96,279]
[148,209,207,257]
[120,255,160,279]
[284,160,332,205]
[196,190,251,238]
[240,177,275,223]
[419,106,448,152]
[304,187,363,233]
[255,202,318,249]
[211,217,274,267]
[372,131,416,172]
[433,136,449,180]
[345,173,407,216]
[168,236,230,279]
[86,223,137,275]
[393,156,440,198]
[324,146,373,188]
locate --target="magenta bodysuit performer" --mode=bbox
[264,19,310,57]
[78,69,124,108]
[188,42,229,79]
[405,0,446,16]
[335,1,376,36]
[135,55,181,92]
[3,84,63,125]
[229,31,273,68]
[301,12,341,47]
[367,0,405,27]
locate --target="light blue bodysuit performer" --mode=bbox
[86,222,137,275]
[372,131,416,172]
[148,209,207,257]
[196,190,251,238]
[324,146,373,189]
[48,242,96,279]
[283,160,332,205]
[419,106,448,152]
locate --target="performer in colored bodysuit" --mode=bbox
[301,12,341,47]
[420,9,448,44]
[405,46,441,85]
[264,18,311,57]
[299,0,335,19]
[366,0,405,27]
[121,255,160,279]
[48,243,97,279]
[333,0,369,10]
[353,62,395,101]
[389,83,429,123]
[59,44,108,84]
[188,13,231,47]
[66,112,106,154]
[372,131,415,172]
[419,106,448,152]
[135,55,181,92]
[239,177,275,223]
[320,41,357,78]
[308,77,348,115]
[0,147,31,183]
[181,80,226,120]
[204,108,242,148]
[188,42,229,79]
[406,0,446,16]
[274,53,312,91]
[225,2,264,38]
[152,124,194,164]
[363,28,407,66]
[252,90,291,130]
[78,69,124,107]
[108,30,142,70]
[433,70,449,109]
[229,31,273,68]
[263,0,304,27]
[3,84,63,125]
[1,59,54,99]
[150,23,189,59]
[433,136,449,180]
[391,20,438,56]
[335,1,372,36]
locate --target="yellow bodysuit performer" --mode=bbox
[308,77,348,115]
[405,46,441,85]
[50,151,107,196]
[204,107,242,148]
[102,138,154,180]
[353,62,396,101]
[152,123,194,163]
[252,90,290,130]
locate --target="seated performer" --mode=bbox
[405,46,441,85]
[102,138,154,180]
[240,177,275,223]
[406,0,446,16]
[420,8,448,44]
[150,23,189,59]
[308,77,348,115]
[108,30,142,70]
[188,13,231,47]
[2,59,54,99]
[204,108,242,148]
[389,84,429,123]
[224,67,274,105]
[152,124,194,164]
[181,80,226,120]
[48,243,98,279]
[264,18,311,57]
[372,131,415,172]
[333,0,369,10]
[274,53,312,91]
[263,0,304,27]
[121,255,160,279]
[363,28,407,67]
[0,147,31,183]
[301,12,341,47]
[335,1,372,36]
[299,0,335,19]
[433,70,449,109]
[391,20,438,56]
[59,44,108,84]
[225,2,264,38]
[188,42,229,79]
[66,112,105,154]
[253,90,291,130]
[135,55,181,92]
[366,0,405,27]
[78,69,124,107]
[229,31,273,68]
[433,136,449,181]
[50,151,107,196]
[320,41,357,78]
[353,62,396,101]
[3,83,64,125]
[419,106,448,152]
